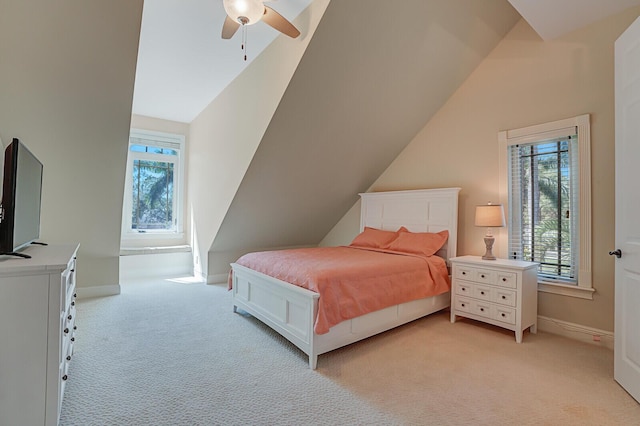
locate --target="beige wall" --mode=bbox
[323,9,640,332]
[0,0,143,288]
[188,0,330,281]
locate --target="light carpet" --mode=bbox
[60,277,640,425]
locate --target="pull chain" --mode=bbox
[241,25,248,61]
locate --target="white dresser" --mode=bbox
[450,255,538,343]
[0,243,79,426]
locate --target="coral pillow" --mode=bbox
[385,230,449,257]
[350,226,407,249]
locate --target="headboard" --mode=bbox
[359,188,461,264]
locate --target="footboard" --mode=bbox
[231,263,320,367]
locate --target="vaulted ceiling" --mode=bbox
[210,0,521,256]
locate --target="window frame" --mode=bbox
[498,114,594,300]
[122,129,185,242]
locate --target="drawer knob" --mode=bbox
[66,355,71,361]
[62,374,68,381]
[73,293,77,298]
[462,271,467,275]
[480,308,485,312]
[501,313,506,317]
[462,288,466,291]
[70,337,75,342]
[74,325,77,330]
[64,328,69,334]
[68,315,73,320]
[71,301,75,306]
[461,303,466,307]
[502,278,507,282]
[480,291,485,295]
[501,295,506,300]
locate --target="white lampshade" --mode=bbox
[475,204,506,228]
[223,0,265,25]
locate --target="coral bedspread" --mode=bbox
[233,246,450,334]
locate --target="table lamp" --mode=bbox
[475,203,505,260]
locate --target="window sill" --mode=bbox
[120,245,191,256]
[538,281,595,300]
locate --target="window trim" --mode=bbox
[498,114,593,300]
[122,129,186,241]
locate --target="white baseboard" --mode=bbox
[77,284,121,299]
[537,315,614,350]
[207,273,229,285]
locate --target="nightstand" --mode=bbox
[450,255,539,343]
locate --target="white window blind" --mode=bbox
[507,132,579,283]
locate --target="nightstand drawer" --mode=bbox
[473,285,494,302]
[473,269,496,285]
[495,306,516,325]
[454,281,473,297]
[496,271,517,289]
[474,301,494,319]
[495,289,516,307]
[455,297,474,314]
[455,266,474,281]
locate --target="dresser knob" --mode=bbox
[501,313,506,317]
[64,328,69,334]
[462,271,466,275]
[501,295,506,300]
[481,274,485,278]
[462,288,466,291]
[62,375,68,381]
[71,269,75,273]
[502,278,507,282]
[71,301,75,306]
[66,355,71,361]
[480,291,485,295]
[73,293,77,298]
[461,303,466,307]
[68,315,72,320]
[70,337,75,342]
[480,308,485,312]
[74,325,77,330]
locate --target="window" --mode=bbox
[499,115,593,299]
[122,130,185,239]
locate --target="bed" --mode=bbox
[230,187,460,369]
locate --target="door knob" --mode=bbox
[609,249,622,258]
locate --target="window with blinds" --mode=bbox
[507,134,579,283]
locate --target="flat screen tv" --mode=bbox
[0,138,44,258]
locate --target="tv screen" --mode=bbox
[0,138,43,257]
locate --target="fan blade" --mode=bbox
[263,5,300,38]
[222,15,240,39]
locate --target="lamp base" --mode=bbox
[482,236,496,260]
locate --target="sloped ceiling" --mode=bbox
[210,0,521,257]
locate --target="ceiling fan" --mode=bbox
[221,0,301,40]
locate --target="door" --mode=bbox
[614,16,640,403]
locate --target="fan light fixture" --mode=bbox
[221,0,301,61]
[223,0,265,26]
[475,203,505,260]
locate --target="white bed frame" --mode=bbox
[231,187,461,369]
